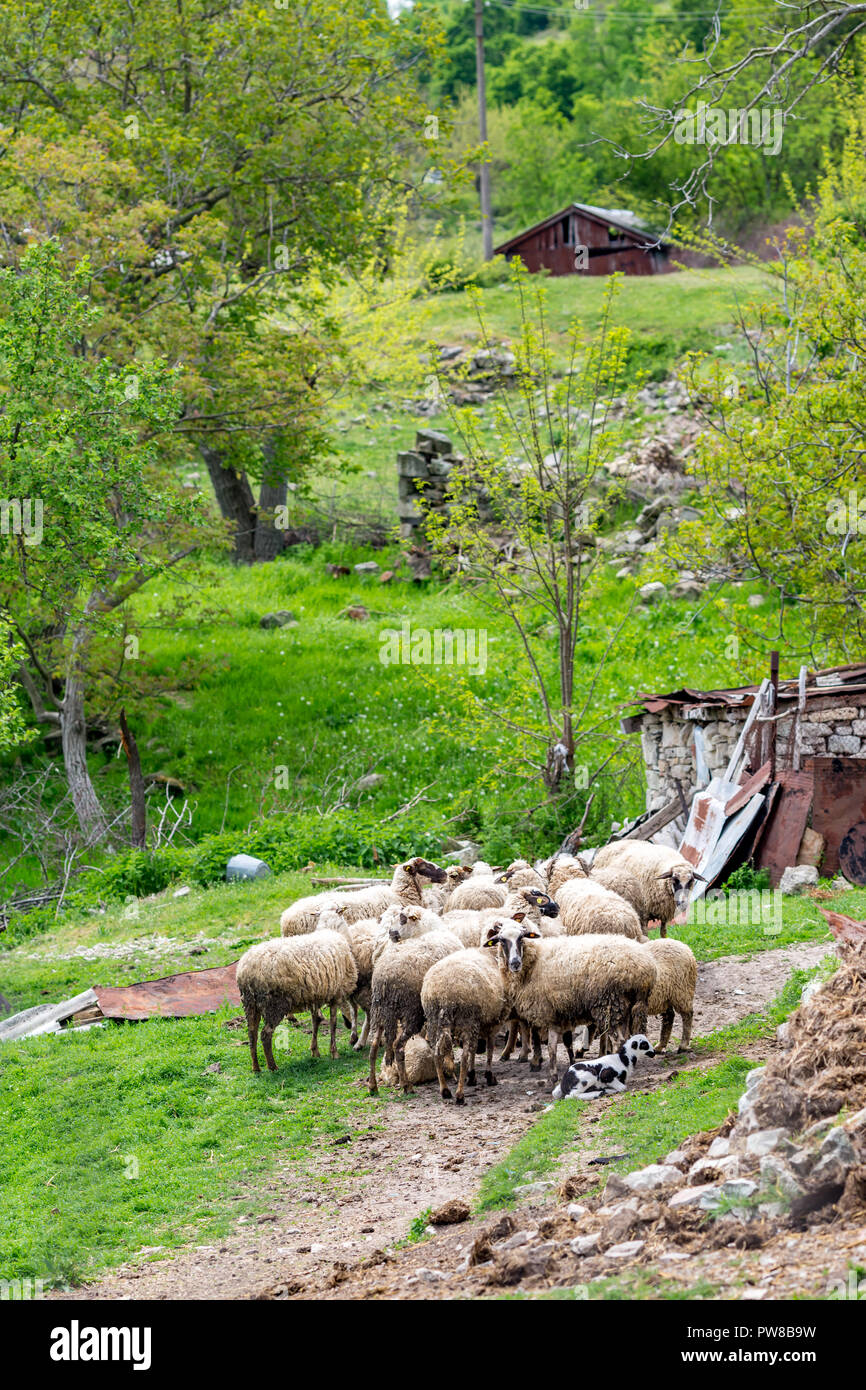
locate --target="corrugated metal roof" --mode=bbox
[494,201,666,256]
[627,664,866,717]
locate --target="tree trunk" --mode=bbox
[61,669,109,841]
[254,476,288,562]
[201,444,257,564]
[119,707,146,848]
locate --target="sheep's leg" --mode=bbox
[547,1029,561,1081]
[394,1024,414,1094]
[630,999,648,1036]
[466,1045,477,1088]
[659,922,668,938]
[367,1025,383,1096]
[529,1026,543,1072]
[347,999,359,1046]
[574,1025,591,1058]
[455,1029,477,1105]
[518,1021,532,1062]
[434,1029,453,1100]
[484,1033,497,1087]
[261,1020,278,1073]
[310,1008,322,1059]
[329,1000,340,1059]
[498,1019,519,1063]
[658,1009,675,1052]
[244,1002,261,1074]
[678,1011,693,1052]
[562,1029,575,1064]
[355,1012,370,1050]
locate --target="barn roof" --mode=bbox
[494,202,667,256]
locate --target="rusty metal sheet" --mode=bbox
[95,962,240,1021]
[810,757,866,876]
[626,663,866,717]
[755,769,814,887]
[725,762,772,816]
[839,822,866,886]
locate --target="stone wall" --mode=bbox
[639,698,866,811]
[396,429,459,542]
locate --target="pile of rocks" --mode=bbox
[397,429,462,541]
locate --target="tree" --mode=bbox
[666,112,866,661]
[425,264,635,799]
[0,242,206,837]
[0,0,442,560]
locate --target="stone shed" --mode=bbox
[622,663,866,814]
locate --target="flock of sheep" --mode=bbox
[235,842,703,1104]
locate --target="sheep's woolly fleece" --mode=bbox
[236,930,358,1012]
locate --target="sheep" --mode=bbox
[381,1035,454,1087]
[482,920,657,1082]
[644,937,698,1052]
[237,930,358,1073]
[442,887,561,949]
[366,930,464,1095]
[421,946,510,1104]
[423,864,471,914]
[470,859,494,877]
[315,905,387,1049]
[446,871,507,913]
[279,856,447,936]
[591,840,706,936]
[555,876,647,942]
[546,853,589,899]
[552,1034,656,1100]
[379,902,444,942]
[496,859,547,893]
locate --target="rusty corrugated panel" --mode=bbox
[626,664,866,718]
[95,962,240,1021]
[755,769,814,886]
[810,756,866,876]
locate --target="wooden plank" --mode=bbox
[725,761,771,816]
[724,678,770,784]
[615,791,696,844]
[755,769,814,886]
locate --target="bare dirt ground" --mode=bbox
[53,940,830,1302]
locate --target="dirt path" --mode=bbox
[53,940,830,1301]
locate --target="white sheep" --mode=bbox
[237,930,358,1073]
[644,937,698,1051]
[446,871,508,913]
[552,1034,656,1100]
[378,902,444,942]
[421,946,510,1104]
[591,841,706,935]
[279,857,447,936]
[482,920,657,1082]
[423,864,472,914]
[380,1035,454,1087]
[315,905,387,1049]
[496,859,547,893]
[366,929,464,1095]
[554,876,647,942]
[545,852,589,899]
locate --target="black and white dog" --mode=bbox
[552,1035,656,1100]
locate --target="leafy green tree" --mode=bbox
[0,242,206,836]
[0,0,441,560]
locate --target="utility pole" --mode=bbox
[474,0,493,261]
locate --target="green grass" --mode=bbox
[499,1272,721,1300]
[0,1002,388,1289]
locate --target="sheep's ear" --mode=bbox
[691,870,707,882]
[522,929,541,939]
[576,854,591,874]
[482,934,500,947]
[512,911,527,922]
[656,869,674,880]
[399,912,407,926]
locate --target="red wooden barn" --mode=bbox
[494,203,670,277]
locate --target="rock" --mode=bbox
[495,1229,538,1252]
[513,1180,556,1200]
[797,827,825,868]
[259,609,297,629]
[203,1062,222,1075]
[689,1155,740,1183]
[603,1173,630,1199]
[353,561,380,575]
[745,1128,790,1158]
[779,865,819,894]
[745,1067,766,1091]
[670,579,706,600]
[829,735,860,755]
[604,1240,645,1259]
[639,581,667,604]
[759,1155,804,1201]
[567,1204,589,1221]
[430,1199,470,1226]
[707,1137,731,1159]
[800,977,824,1006]
[340,605,369,622]
[668,1183,720,1209]
[602,1207,641,1245]
[720,1179,758,1201]
[354,773,385,791]
[747,594,764,607]
[173,885,192,898]
[810,1128,857,1187]
[787,1147,815,1179]
[623,1164,685,1192]
[413,1267,446,1283]
[571,1233,601,1256]
[664,1148,690,1168]
[443,841,481,867]
[802,1116,838,1142]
